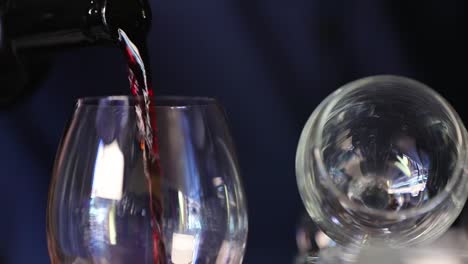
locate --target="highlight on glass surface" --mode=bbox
[47,96,248,264]
[296,75,468,248]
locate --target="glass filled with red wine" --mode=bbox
[46,96,248,264]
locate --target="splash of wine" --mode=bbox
[118,28,166,263]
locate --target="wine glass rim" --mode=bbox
[307,74,467,219]
[76,95,218,108]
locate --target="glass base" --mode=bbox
[295,229,468,264]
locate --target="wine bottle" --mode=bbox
[0,0,151,106]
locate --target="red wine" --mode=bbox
[118,29,166,264]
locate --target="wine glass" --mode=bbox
[296,75,468,248]
[47,96,248,264]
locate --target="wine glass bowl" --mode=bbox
[296,75,468,247]
[47,96,248,264]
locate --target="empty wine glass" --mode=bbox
[296,75,468,248]
[47,96,248,264]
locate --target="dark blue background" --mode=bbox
[0,0,466,263]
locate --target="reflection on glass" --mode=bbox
[47,96,248,264]
[91,140,125,201]
[171,233,195,264]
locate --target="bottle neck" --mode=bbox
[2,0,151,50]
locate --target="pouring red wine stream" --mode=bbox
[118,28,166,263]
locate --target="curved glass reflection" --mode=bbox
[296,75,468,247]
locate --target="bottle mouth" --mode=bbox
[297,75,468,220]
[77,95,218,108]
